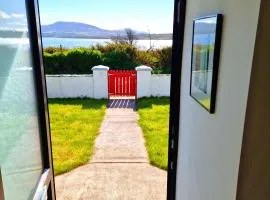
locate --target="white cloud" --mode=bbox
[0,26,27,32]
[0,11,26,31]
[0,11,11,19]
[0,11,25,20]
[10,13,25,18]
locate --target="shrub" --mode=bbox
[43,43,172,74]
[103,50,138,70]
[43,49,103,74]
[135,50,159,68]
[152,67,171,74]
[157,47,172,69]
[43,52,66,74]
[63,49,103,73]
[95,42,136,54]
[44,46,67,54]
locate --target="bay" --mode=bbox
[41,37,172,50]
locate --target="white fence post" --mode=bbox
[92,65,109,99]
[136,66,152,98]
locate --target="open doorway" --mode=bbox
[37,0,185,199]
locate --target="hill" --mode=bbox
[41,21,172,40]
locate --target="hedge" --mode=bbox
[43,43,171,74]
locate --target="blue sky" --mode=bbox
[39,0,174,33]
[0,0,27,31]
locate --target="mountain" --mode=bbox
[0,30,26,38]
[42,21,145,39]
[41,21,172,40]
[42,22,107,33]
[0,21,213,40]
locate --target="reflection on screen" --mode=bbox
[0,2,43,199]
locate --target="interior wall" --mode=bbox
[176,0,261,199]
[236,0,270,199]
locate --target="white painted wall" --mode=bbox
[46,65,170,98]
[46,75,93,98]
[151,74,171,97]
[46,73,171,98]
[136,66,152,98]
[92,65,109,99]
[176,0,261,200]
[136,65,171,98]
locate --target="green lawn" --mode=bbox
[137,97,169,170]
[48,98,107,175]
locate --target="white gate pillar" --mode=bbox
[136,66,152,98]
[92,65,109,99]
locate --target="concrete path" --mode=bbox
[55,99,167,200]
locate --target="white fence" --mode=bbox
[46,66,171,99]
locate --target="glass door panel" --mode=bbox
[0,0,45,199]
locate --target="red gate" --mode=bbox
[108,70,137,97]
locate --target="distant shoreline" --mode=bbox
[41,22,173,40]
[42,37,172,49]
[42,34,173,40]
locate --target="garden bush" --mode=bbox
[43,43,172,74]
[43,52,66,74]
[157,47,172,69]
[135,50,159,68]
[43,48,103,74]
[64,49,103,73]
[103,50,138,70]
[43,46,67,54]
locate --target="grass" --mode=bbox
[137,97,169,170]
[48,98,107,175]
[199,97,210,110]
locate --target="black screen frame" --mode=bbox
[167,0,186,199]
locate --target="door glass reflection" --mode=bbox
[0,1,44,199]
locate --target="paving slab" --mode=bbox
[55,99,167,200]
[56,163,166,200]
[92,108,148,163]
